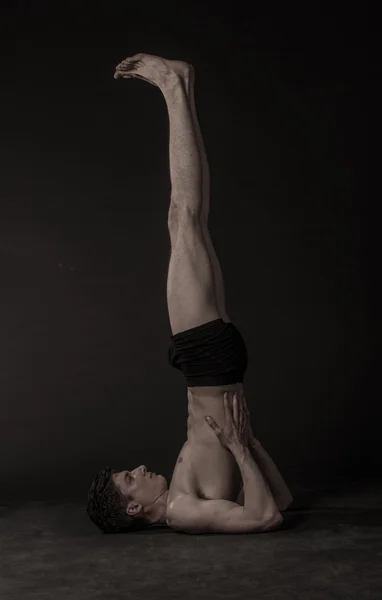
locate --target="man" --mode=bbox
[87,54,293,534]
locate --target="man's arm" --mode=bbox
[168,494,282,534]
[168,444,283,534]
[235,389,293,511]
[249,439,294,511]
[231,443,282,519]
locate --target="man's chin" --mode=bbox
[157,474,168,490]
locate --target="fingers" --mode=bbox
[223,392,230,419]
[240,392,250,418]
[240,394,247,433]
[231,391,248,438]
[232,393,239,425]
[205,416,219,434]
[207,392,243,428]
[238,395,244,431]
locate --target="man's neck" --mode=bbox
[150,489,169,525]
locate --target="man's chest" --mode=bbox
[168,437,242,505]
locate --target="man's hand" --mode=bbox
[205,392,251,452]
[236,389,259,449]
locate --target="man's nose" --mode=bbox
[140,465,147,476]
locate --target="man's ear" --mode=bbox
[126,502,142,517]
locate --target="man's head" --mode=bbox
[87,465,169,533]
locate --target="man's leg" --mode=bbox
[115,55,229,333]
[162,71,222,335]
[186,67,231,323]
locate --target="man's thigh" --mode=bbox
[167,210,220,336]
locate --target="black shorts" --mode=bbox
[168,318,249,387]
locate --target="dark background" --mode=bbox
[0,1,378,504]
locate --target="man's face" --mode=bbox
[112,465,168,517]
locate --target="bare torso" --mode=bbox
[167,383,245,507]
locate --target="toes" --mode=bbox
[114,70,134,80]
[115,60,141,73]
[116,55,144,70]
[116,61,131,71]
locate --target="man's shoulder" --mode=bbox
[166,492,196,516]
[166,492,202,526]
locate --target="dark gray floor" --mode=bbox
[1,478,382,600]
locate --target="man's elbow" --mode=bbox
[276,491,294,512]
[262,510,284,531]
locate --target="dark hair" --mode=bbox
[87,467,149,534]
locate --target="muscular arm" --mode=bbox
[250,439,293,511]
[168,445,283,535]
[230,443,281,520]
[234,388,293,511]
[168,439,283,534]
[236,441,293,511]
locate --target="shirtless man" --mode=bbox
[87,54,293,534]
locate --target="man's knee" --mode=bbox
[167,202,179,230]
[168,202,204,243]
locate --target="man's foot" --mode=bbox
[114,53,193,90]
